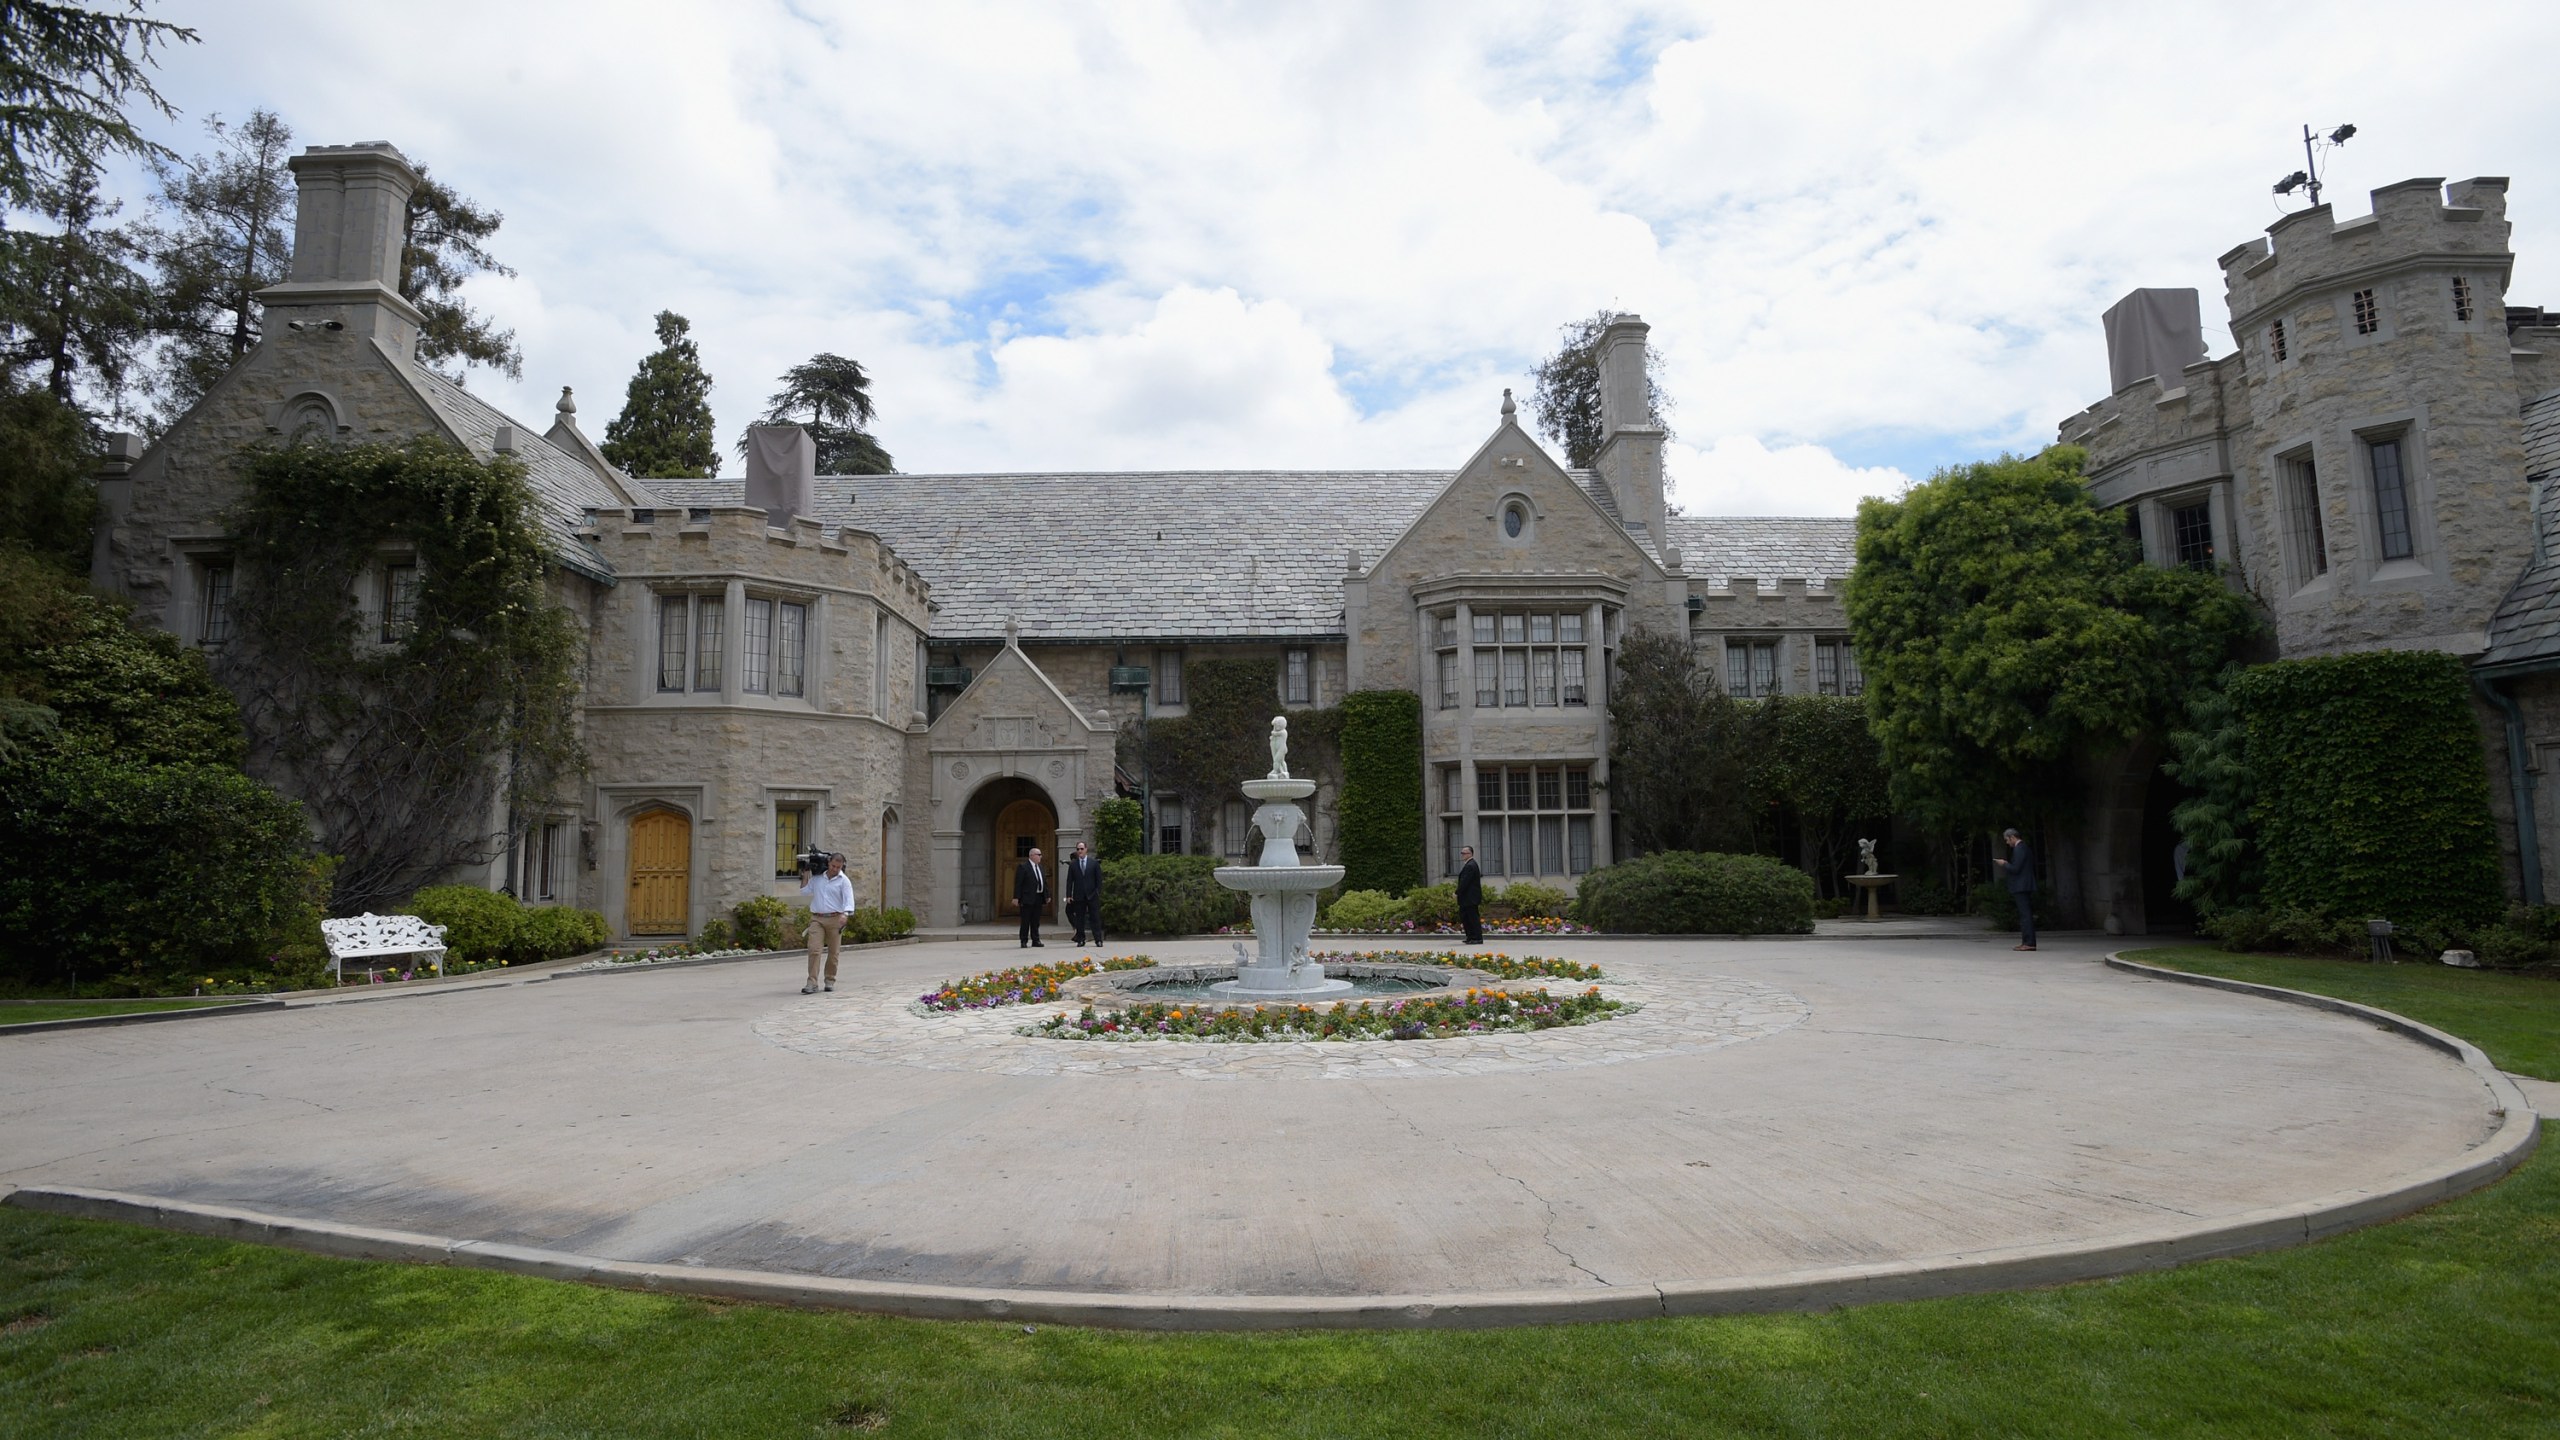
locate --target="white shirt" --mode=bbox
[802,871,855,914]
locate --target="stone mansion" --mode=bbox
[85,141,2560,937]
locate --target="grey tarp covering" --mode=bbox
[2103,288,2207,393]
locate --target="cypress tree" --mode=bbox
[602,310,717,479]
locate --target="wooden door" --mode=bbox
[627,810,691,934]
[993,798,1056,918]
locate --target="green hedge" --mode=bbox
[1093,796,1143,860]
[402,886,608,965]
[1337,689,1422,893]
[1571,852,1817,934]
[1320,889,1408,930]
[0,754,315,989]
[2227,651,2504,930]
[1098,854,1250,936]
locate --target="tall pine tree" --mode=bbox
[402,168,522,381]
[0,157,150,408]
[142,109,294,426]
[602,311,717,479]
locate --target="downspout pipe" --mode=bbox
[2475,675,2545,907]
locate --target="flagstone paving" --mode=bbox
[0,934,2516,1307]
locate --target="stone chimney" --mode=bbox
[1593,313,1666,546]
[743,423,817,528]
[256,143,426,359]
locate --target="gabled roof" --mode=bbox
[405,366,646,582]
[646,471,1453,642]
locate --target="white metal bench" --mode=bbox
[320,913,449,984]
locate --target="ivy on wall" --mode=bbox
[220,437,585,913]
[2221,650,2504,929]
[1139,656,1338,853]
[1336,688,1422,893]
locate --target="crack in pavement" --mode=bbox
[1361,1083,1612,1287]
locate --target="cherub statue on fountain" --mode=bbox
[1268,715,1290,779]
[1859,838,1880,875]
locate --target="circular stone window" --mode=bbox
[1502,501,1527,539]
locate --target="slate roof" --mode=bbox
[1665,514,1859,591]
[648,471,1451,640]
[643,469,1868,641]
[2479,389,2560,670]
[408,366,651,581]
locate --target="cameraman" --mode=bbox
[798,851,855,994]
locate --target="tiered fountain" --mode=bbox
[1208,717,1352,1000]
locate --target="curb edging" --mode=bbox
[0,999,286,1037]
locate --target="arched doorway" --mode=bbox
[627,808,692,935]
[959,777,1057,923]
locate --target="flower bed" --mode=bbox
[917,955,1155,1012]
[1027,986,1623,1043]
[1310,949,1603,981]
[1361,918,1589,937]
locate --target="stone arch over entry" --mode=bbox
[961,777,1057,923]
[625,805,694,935]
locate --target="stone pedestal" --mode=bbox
[1212,776,1349,999]
[1845,873,1897,921]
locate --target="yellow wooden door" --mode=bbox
[994,798,1056,918]
[628,811,691,935]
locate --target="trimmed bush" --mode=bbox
[1489,880,1573,921]
[1099,854,1251,936]
[2201,907,2358,955]
[2226,651,2505,931]
[1572,852,1817,934]
[1403,882,1458,927]
[850,906,917,944]
[1337,689,1423,893]
[1093,796,1143,860]
[403,885,524,964]
[1321,889,1411,931]
[731,895,792,951]
[514,905,607,962]
[694,917,737,951]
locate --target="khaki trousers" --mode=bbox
[807,911,848,985]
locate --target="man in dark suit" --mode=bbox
[1995,827,2037,951]
[1066,841,1105,946]
[1015,846,1048,948]
[1455,845,1484,946]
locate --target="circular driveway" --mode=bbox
[0,934,2528,1327]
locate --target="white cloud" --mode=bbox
[128,0,2560,509]
[1669,437,1910,518]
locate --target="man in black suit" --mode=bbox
[1014,846,1048,948]
[1066,841,1105,946]
[1995,827,2037,951]
[1455,845,1484,946]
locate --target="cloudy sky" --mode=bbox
[117,0,2560,513]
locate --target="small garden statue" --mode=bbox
[1268,715,1290,779]
[1859,838,1880,876]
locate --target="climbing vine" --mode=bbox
[1139,656,1338,852]
[1336,688,1422,893]
[218,437,585,912]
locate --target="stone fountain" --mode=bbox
[1210,717,1352,1000]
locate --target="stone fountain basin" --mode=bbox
[1062,960,1501,1011]
[1212,864,1345,893]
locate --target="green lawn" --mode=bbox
[3,953,2553,1437]
[0,999,251,1027]
[2121,945,2560,1079]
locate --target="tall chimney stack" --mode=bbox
[1593,313,1666,547]
[256,143,426,360]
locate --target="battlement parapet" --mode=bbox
[2056,355,2239,485]
[2220,177,2512,325]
